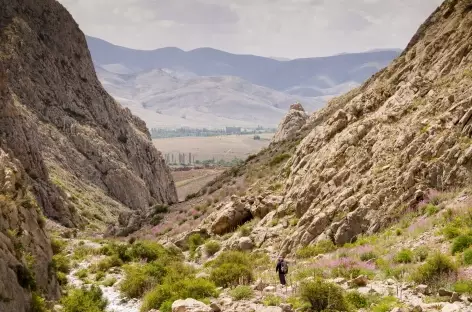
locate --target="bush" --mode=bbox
[140,278,218,312]
[206,251,253,287]
[412,253,457,285]
[345,290,368,308]
[62,285,107,312]
[230,285,254,300]
[128,241,170,262]
[32,292,49,312]
[463,248,472,265]
[296,240,336,259]
[204,241,221,256]
[92,255,123,273]
[75,269,88,279]
[424,204,439,216]
[120,262,167,298]
[371,296,400,312]
[394,249,413,264]
[150,215,163,226]
[57,271,68,286]
[102,277,117,287]
[300,279,350,311]
[239,224,251,237]
[451,235,472,254]
[453,280,472,294]
[52,254,71,274]
[153,204,169,214]
[414,247,429,262]
[188,234,205,259]
[51,237,66,255]
[269,153,291,166]
[443,225,462,240]
[73,246,97,261]
[263,294,282,306]
[360,251,377,262]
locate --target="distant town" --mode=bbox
[150,126,276,139]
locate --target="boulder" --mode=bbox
[172,299,213,312]
[280,303,293,312]
[348,275,368,288]
[238,237,254,250]
[441,303,462,312]
[415,284,430,295]
[272,103,309,143]
[209,302,221,312]
[260,307,283,312]
[439,288,453,297]
[210,199,252,235]
[253,279,269,291]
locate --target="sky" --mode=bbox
[58,0,444,59]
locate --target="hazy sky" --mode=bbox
[58,0,443,58]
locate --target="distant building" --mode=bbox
[225,127,241,135]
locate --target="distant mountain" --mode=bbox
[86,36,400,128]
[96,65,325,129]
[86,36,400,97]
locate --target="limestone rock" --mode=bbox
[209,198,252,235]
[272,103,308,143]
[260,307,283,312]
[348,275,368,288]
[238,237,254,250]
[0,0,177,228]
[441,303,462,312]
[415,285,430,295]
[209,302,222,312]
[172,299,212,312]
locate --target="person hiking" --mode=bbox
[275,256,288,286]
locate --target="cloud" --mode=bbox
[58,0,444,58]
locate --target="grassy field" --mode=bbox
[172,169,224,201]
[153,133,273,163]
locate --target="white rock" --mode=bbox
[441,303,462,312]
[172,298,212,312]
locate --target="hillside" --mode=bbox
[96,65,324,128]
[0,0,177,230]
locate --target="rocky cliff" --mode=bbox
[0,148,59,311]
[185,0,472,256]
[0,0,177,227]
[272,103,309,144]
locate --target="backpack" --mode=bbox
[280,260,288,274]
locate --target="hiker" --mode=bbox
[275,256,288,286]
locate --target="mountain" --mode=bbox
[96,65,325,128]
[87,37,399,128]
[0,0,178,308]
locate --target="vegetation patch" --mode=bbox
[206,251,253,287]
[300,278,350,312]
[296,240,336,259]
[62,285,107,312]
[229,285,254,300]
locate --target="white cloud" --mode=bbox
[57,0,444,58]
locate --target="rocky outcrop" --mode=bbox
[272,103,308,143]
[0,0,177,227]
[172,298,213,312]
[279,0,472,253]
[0,148,59,311]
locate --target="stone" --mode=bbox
[253,279,269,291]
[172,299,213,312]
[415,284,430,295]
[441,303,462,312]
[386,279,396,285]
[209,302,221,312]
[439,288,453,297]
[238,237,254,250]
[333,277,346,284]
[259,307,283,312]
[348,275,368,288]
[263,286,277,293]
[279,303,294,312]
[450,292,461,303]
[210,200,252,235]
[272,103,308,143]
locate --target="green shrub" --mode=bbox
[230,286,254,300]
[414,247,429,262]
[424,204,439,216]
[371,296,399,312]
[263,294,282,306]
[206,251,253,287]
[57,271,68,286]
[453,280,472,294]
[102,277,117,287]
[360,251,377,262]
[72,246,98,261]
[52,254,71,274]
[188,234,205,259]
[150,215,163,226]
[300,279,350,311]
[51,238,66,255]
[451,235,472,254]
[270,153,291,166]
[394,249,413,264]
[128,241,170,262]
[92,255,123,273]
[443,225,462,240]
[239,224,251,237]
[296,240,336,259]
[120,262,167,298]
[75,269,88,279]
[62,285,107,312]
[32,292,50,312]
[153,204,169,214]
[463,248,472,265]
[140,278,218,312]
[412,253,457,285]
[95,271,106,281]
[345,291,368,308]
[204,241,221,256]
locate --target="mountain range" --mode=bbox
[87,36,400,128]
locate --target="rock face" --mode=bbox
[278,0,472,252]
[0,0,177,227]
[272,103,308,143]
[0,148,59,311]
